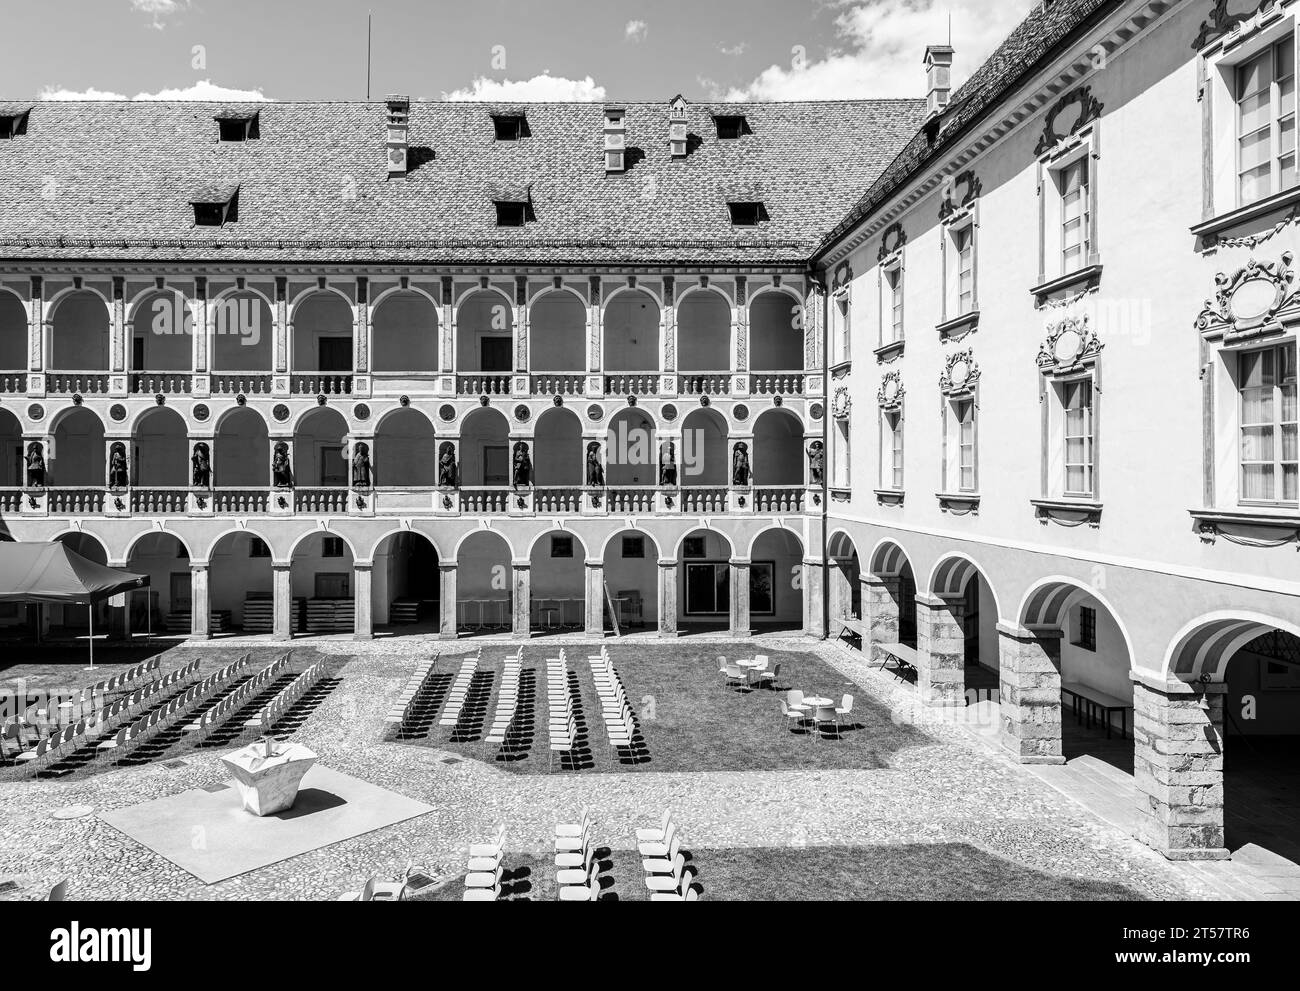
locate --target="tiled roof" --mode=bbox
[815,0,1121,258]
[0,98,926,267]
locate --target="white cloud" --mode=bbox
[38,79,272,101]
[131,0,189,31]
[718,41,749,57]
[442,73,607,102]
[625,20,648,43]
[724,0,1037,101]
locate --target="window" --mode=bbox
[1060,158,1090,274]
[727,202,769,226]
[315,573,350,598]
[317,337,351,372]
[1075,606,1097,651]
[684,563,730,615]
[321,536,346,558]
[216,112,259,141]
[833,290,851,363]
[884,266,904,344]
[551,536,574,558]
[320,445,347,486]
[0,109,30,139]
[713,115,751,139]
[954,226,975,315]
[1064,379,1095,497]
[622,536,645,559]
[494,201,535,227]
[945,398,976,492]
[492,114,530,140]
[480,336,512,372]
[683,537,706,559]
[1236,38,1296,206]
[249,537,270,559]
[1239,343,1298,505]
[884,411,904,490]
[833,418,851,489]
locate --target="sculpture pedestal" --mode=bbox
[220,741,319,817]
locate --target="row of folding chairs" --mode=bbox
[485,648,524,745]
[636,810,698,901]
[548,649,576,772]
[181,653,287,741]
[555,810,601,901]
[588,648,638,766]
[243,660,327,736]
[438,651,480,727]
[8,657,192,734]
[463,825,507,901]
[384,655,440,726]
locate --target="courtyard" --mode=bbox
[0,634,1267,902]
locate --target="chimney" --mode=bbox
[386,95,410,177]
[924,45,955,118]
[604,106,627,173]
[668,94,689,159]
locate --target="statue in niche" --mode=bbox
[438,442,458,488]
[806,441,825,486]
[658,440,678,487]
[191,442,211,488]
[25,442,45,488]
[585,442,605,487]
[108,443,129,490]
[731,442,751,487]
[272,442,292,488]
[512,441,532,489]
[351,442,372,489]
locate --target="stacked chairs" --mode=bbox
[384,655,440,727]
[637,811,698,901]
[547,649,576,772]
[439,651,480,728]
[485,648,524,746]
[463,826,506,902]
[556,809,601,901]
[180,652,287,742]
[242,660,328,737]
[587,646,640,766]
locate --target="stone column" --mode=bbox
[585,561,605,638]
[353,563,373,640]
[802,559,824,638]
[829,560,853,622]
[29,276,43,373]
[193,279,208,375]
[1132,676,1229,861]
[439,563,458,640]
[863,575,901,664]
[512,562,531,638]
[273,277,289,375]
[730,559,753,638]
[588,276,602,373]
[998,624,1064,764]
[916,593,966,707]
[111,276,126,374]
[354,279,369,375]
[272,563,293,640]
[657,560,678,638]
[190,563,211,640]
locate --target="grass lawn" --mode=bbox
[0,639,183,693]
[427,843,1149,902]
[393,643,931,774]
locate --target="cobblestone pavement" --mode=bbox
[0,636,1234,901]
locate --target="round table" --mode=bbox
[803,696,833,709]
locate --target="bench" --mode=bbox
[835,617,866,650]
[874,642,918,681]
[1061,681,1133,740]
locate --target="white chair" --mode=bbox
[835,694,854,728]
[636,809,673,843]
[642,834,682,875]
[556,808,591,838]
[650,872,698,902]
[469,826,506,860]
[644,854,689,893]
[637,822,677,859]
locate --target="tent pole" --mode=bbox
[87,602,95,671]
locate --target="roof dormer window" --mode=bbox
[190,183,239,227]
[0,106,31,139]
[494,200,536,226]
[727,201,769,226]
[215,110,260,141]
[713,115,751,140]
[492,113,531,141]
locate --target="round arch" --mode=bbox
[214,406,270,488]
[372,288,439,374]
[534,405,584,486]
[927,551,1004,622]
[455,288,514,374]
[131,404,189,487]
[1163,612,1300,682]
[203,526,276,564]
[50,406,105,487]
[371,528,441,630]
[459,406,511,487]
[454,529,513,633]
[529,289,587,373]
[605,407,658,487]
[672,527,734,562]
[373,407,437,487]
[528,529,587,632]
[290,289,354,374]
[752,407,805,486]
[293,406,350,488]
[602,288,660,373]
[867,538,912,578]
[676,286,732,373]
[47,288,110,370]
[209,288,274,372]
[0,406,22,487]
[1017,576,1136,661]
[680,407,728,487]
[0,288,28,371]
[125,531,191,633]
[749,288,805,372]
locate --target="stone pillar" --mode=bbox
[829,560,853,622]
[802,559,824,638]
[863,575,901,664]
[273,277,289,375]
[353,563,373,640]
[439,563,458,640]
[730,559,753,638]
[354,279,369,375]
[190,563,211,640]
[193,279,208,375]
[657,560,678,638]
[512,562,531,638]
[272,564,293,640]
[111,276,126,374]
[440,277,454,375]
[998,624,1064,764]
[662,276,676,376]
[1133,676,1229,860]
[916,593,966,707]
[585,561,605,638]
[734,276,749,372]
[29,276,43,373]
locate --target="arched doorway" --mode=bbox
[923,555,1000,707]
[680,409,727,501]
[0,290,27,379]
[456,531,512,635]
[210,290,273,373]
[827,532,861,627]
[603,290,659,373]
[374,408,437,488]
[0,407,22,488]
[372,531,440,632]
[209,530,274,634]
[529,290,586,383]
[603,530,658,632]
[292,291,353,373]
[291,532,355,635]
[51,408,105,487]
[867,540,918,670]
[749,291,804,372]
[456,291,513,376]
[678,528,733,634]
[676,290,730,384]
[372,290,438,375]
[752,409,804,486]
[293,407,349,488]
[533,407,583,487]
[126,532,190,635]
[529,531,586,634]
[48,290,109,371]
[605,408,656,487]
[214,408,269,487]
[459,407,510,487]
[132,406,188,487]
[130,290,192,387]
[750,528,804,633]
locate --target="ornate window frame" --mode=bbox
[1034,311,1105,527]
[938,176,980,339]
[876,370,906,505]
[876,242,906,363]
[937,349,980,514]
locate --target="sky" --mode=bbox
[0,0,1039,103]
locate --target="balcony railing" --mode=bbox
[751,372,806,396]
[46,371,110,394]
[213,488,270,513]
[460,488,510,513]
[131,372,193,395]
[211,372,273,395]
[0,488,23,512]
[0,372,27,394]
[754,487,806,513]
[605,487,656,513]
[681,486,729,513]
[531,373,586,396]
[534,487,584,513]
[130,487,188,514]
[458,374,512,396]
[295,487,349,513]
[605,373,659,397]
[678,373,730,396]
[47,488,106,514]
[291,374,352,396]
